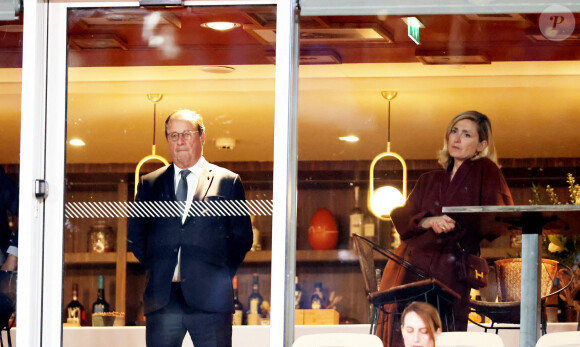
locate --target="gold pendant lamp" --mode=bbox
[134,93,170,197]
[368,91,407,220]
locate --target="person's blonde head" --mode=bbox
[437,110,497,169]
[401,301,442,347]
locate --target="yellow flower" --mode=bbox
[548,242,566,253]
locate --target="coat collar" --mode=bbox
[440,158,477,204]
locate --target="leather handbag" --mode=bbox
[456,243,489,289]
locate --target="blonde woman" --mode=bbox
[378,111,513,346]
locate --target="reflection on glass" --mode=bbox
[64,5,275,331]
[0,3,23,339]
[297,12,580,326]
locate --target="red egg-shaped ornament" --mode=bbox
[308,208,338,250]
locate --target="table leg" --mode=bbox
[520,231,541,347]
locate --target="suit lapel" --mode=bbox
[185,164,214,223]
[194,164,214,201]
[161,164,176,201]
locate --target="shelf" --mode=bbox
[79,248,520,266]
[126,249,369,264]
[481,247,521,260]
[242,249,388,263]
[65,252,117,264]
[127,252,138,263]
[242,248,519,264]
[244,250,368,263]
[296,249,372,263]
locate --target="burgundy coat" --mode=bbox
[377,157,513,346]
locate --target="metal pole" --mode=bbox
[153,103,157,146]
[520,212,542,347]
[270,0,300,346]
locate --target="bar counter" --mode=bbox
[2,323,577,346]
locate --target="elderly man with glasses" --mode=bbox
[128,109,253,347]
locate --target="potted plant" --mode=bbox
[530,174,580,322]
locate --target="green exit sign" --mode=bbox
[406,17,422,45]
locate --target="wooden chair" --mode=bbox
[352,234,460,334]
[469,258,574,335]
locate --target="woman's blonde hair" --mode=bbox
[437,110,498,169]
[401,301,442,346]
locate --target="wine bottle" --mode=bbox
[232,275,244,325]
[349,186,363,248]
[250,215,262,251]
[247,273,263,325]
[92,275,110,314]
[294,276,303,309]
[310,282,326,309]
[66,283,86,326]
[363,212,377,244]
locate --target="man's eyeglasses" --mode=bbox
[167,131,199,142]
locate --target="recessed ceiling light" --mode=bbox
[200,22,241,31]
[339,136,359,143]
[201,66,236,73]
[415,49,490,65]
[69,139,86,146]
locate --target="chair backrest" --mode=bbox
[293,333,383,347]
[437,331,505,347]
[535,331,580,347]
[352,234,379,297]
[495,258,558,302]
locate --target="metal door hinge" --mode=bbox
[35,179,49,199]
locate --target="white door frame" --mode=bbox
[18,0,50,345]
[19,1,299,346]
[22,0,580,346]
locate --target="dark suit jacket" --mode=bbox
[377,157,513,346]
[128,162,253,315]
[0,166,18,258]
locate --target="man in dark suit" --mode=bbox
[128,109,253,347]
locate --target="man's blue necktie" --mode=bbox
[176,169,190,201]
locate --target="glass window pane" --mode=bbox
[0,4,23,341]
[297,10,580,333]
[64,5,275,334]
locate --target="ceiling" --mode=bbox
[1,6,580,164]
